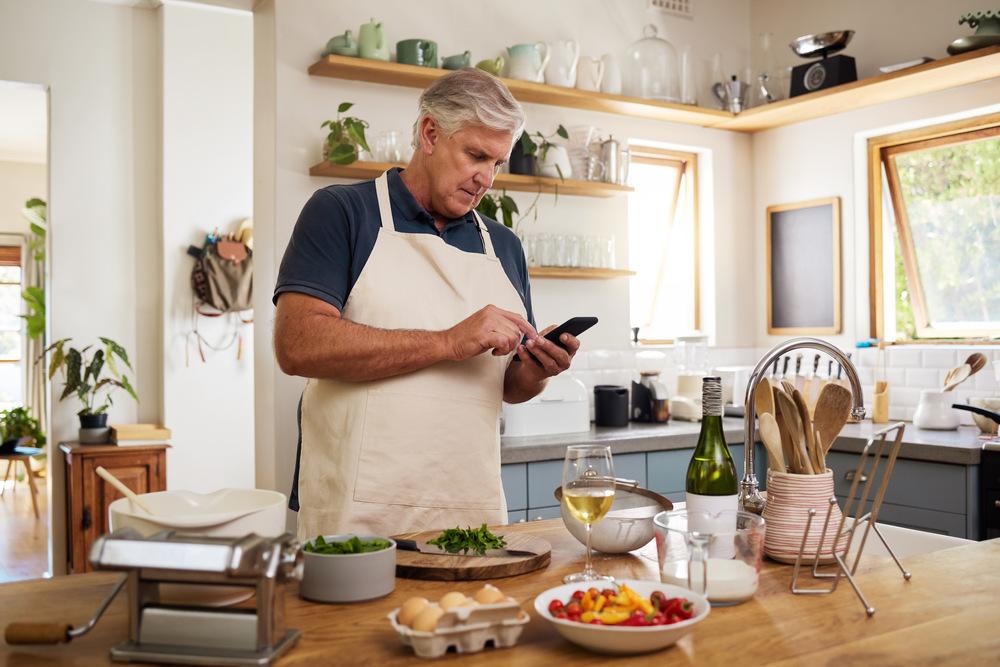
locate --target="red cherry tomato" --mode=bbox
[571,590,585,601]
[565,601,582,616]
[548,599,564,614]
[600,588,617,599]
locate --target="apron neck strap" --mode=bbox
[376,170,498,260]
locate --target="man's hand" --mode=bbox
[503,324,581,403]
[443,305,537,361]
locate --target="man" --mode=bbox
[273,68,581,539]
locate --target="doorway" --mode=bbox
[0,80,49,583]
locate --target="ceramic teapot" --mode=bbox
[475,56,504,76]
[506,42,550,82]
[323,30,358,57]
[358,19,389,61]
[544,39,579,87]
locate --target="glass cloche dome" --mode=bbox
[623,24,680,102]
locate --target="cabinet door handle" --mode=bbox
[82,506,92,530]
[995,499,1000,509]
[844,470,867,483]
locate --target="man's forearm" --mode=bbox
[277,311,450,382]
[503,359,548,403]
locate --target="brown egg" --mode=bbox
[397,597,429,627]
[439,591,468,611]
[411,604,445,632]
[473,584,505,605]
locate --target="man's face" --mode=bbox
[423,120,513,219]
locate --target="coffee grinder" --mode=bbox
[789,30,857,97]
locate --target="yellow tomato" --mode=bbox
[593,594,606,612]
[596,609,631,625]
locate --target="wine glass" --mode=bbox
[561,444,615,583]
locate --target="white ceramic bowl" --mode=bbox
[555,484,673,553]
[533,579,709,655]
[300,535,396,603]
[108,488,287,538]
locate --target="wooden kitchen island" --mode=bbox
[2,520,999,665]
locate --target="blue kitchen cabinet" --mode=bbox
[501,463,527,511]
[647,444,745,503]
[507,510,527,524]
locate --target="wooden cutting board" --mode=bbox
[392,528,551,581]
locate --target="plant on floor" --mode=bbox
[0,407,45,447]
[322,102,371,165]
[43,337,138,420]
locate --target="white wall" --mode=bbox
[750,0,991,81]
[161,2,254,491]
[0,161,46,236]
[253,0,756,506]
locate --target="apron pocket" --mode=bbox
[352,390,503,510]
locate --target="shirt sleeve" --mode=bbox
[517,243,536,329]
[273,189,352,310]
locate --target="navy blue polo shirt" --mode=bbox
[274,167,535,512]
[273,167,534,325]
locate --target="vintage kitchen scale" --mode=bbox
[4,530,303,665]
[788,30,858,97]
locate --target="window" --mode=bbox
[0,246,23,409]
[869,114,1000,341]
[627,147,698,343]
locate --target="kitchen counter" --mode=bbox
[3,521,999,665]
[502,419,987,465]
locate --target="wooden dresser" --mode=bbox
[60,442,169,573]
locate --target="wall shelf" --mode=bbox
[528,267,635,279]
[309,47,1000,133]
[309,160,634,197]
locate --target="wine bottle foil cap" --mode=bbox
[702,376,722,416]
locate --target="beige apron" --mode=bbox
[296,171,527,539]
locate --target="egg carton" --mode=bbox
[388,600,530,659]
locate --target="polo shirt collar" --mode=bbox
[386,167,476,228]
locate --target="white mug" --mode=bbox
[575,56,605,92]
[599,53,621,95]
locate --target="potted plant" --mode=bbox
[43,337,138,444]
[518,125,571,179]
[322,102,371,165]
[475,191,520,229]
[0,407,45,455]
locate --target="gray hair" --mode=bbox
[412,68,526,149]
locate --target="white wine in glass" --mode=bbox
[561,444,615,583]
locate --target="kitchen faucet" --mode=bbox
[738,337,866,514]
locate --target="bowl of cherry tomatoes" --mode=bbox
[533,580,709,655]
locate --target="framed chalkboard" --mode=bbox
[767,197,841,334]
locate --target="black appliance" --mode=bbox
[594,385,629,427]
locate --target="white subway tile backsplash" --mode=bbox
[856,348,876,368]
[888,348,922,367]
[857,367,874,385]
[922,349,957,368]
[893,387,923,407]
[886,368,905,385]
[570,353,589,370]
[974,370,997,392]
[905,368,939,389]
[587,350,619,370]
[889,406,914,422]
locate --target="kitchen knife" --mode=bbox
[395,539,537,558]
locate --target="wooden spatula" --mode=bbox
[813,383,853,463]
[758,412,785,473]
[965,352,988,376]
[776,388,814,474]
[773,385,798,472]
[943,364,971,392]
[792,388,820,474]
[754,376,775,419]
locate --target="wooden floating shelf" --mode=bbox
[310,48,1000,133]
[309,160,633,197]
[528,267,635,279]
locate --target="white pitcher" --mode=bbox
[600,53,622,95]
[576,56,605,92]
[544,39,580,88]
[507,42,550,83]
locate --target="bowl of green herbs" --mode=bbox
[299,534,396,603]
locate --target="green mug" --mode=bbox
[441,50,472,70]
[396,39,438,68]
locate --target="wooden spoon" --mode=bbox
[754,376,775,419]
[943,364,971,392]
[813,382,853,463]
[758,412,785,473]
[813,426,826,472]
[776,388,814,474]
[96,466,155,515]
[792,388,819,474]
[965,352,988,376]
[780,379,797,397]
[773,385,798,472]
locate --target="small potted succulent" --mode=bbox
[43,337,138,444]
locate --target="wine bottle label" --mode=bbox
[685,492,738,559]
[701,376,723,417]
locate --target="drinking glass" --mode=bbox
[561,444,615,583]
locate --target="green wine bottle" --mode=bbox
[685,376,738,513]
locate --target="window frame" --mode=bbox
[867,112,1000,342]
[626,145,700,345]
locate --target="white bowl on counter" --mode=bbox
[108,488,287,537]
[554,482,673,553]
[300,535,397,603]
[533,580,709,655]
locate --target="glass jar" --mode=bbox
[623,25,680,102]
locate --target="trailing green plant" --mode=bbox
[519,125,569,180]
[0,407,45,447]
[475,191,519,229]
[20,198,46,340]
[322,102,371,165]
[43,337,138,417]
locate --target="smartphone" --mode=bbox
[523,316,598,364]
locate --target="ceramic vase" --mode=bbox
[763,469,848,564]
[538,145,572,179]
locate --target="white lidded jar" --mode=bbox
[912,390,961,430]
